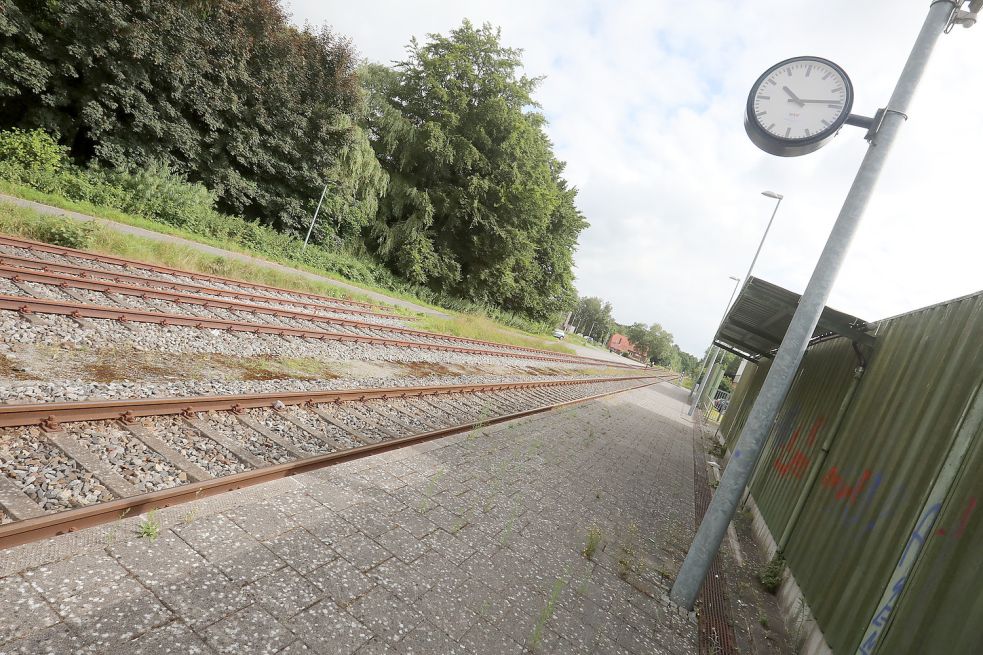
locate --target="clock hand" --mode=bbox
[782,85,805,107]
[790,99,843,104]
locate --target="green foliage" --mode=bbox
[137,509,161,540]
[364,21,585,320]
[758,554,786,593]
[582,526,602,560]
[0,0,372,240]
[571,296,615,341]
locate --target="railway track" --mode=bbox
[0,234,636,368]
[0,373,671,549]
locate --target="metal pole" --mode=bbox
[741,193,783,289]
[670,0,959,610]
[689,276,740,412]
[303,181,330,249]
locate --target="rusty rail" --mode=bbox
[0,233,384,310]
[0,251,408,320]
[0,293,636,368]
[0,374,656,429]
[0,374,670,549]
[0,236,638,366]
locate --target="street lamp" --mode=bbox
[688,275,742,416]
[739,191,783,288]
[303,181,330,249]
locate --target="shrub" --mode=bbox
[0,128,66,192]
[758,554,786,593]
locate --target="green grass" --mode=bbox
[0,200,391,309]
[417,313,576,355]
[0,187,585,351]
[137,509,161,540]
[582,526,602,560]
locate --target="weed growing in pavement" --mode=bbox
[709,441,726,458]
[529,573,569,651]
[137,510,161,541]
[582,526,602,560]
[758,554,786,593]
[758,611,770,630]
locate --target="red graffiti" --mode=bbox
[772,416,825,480]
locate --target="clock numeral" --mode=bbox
[786,67,793,77]
[804,128,811,137]
[758,95,771,100]
[827,104,841,109]
[767,123,776,131]
[785,127,791,138]
[805,65,813,77]
[768,79,777,86]
[822,72,832,80]
[821,119,830,126]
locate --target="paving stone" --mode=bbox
[306,557,376,606]
[55,576,171,645]
[353,636,396,654]
[459,619,522,654]
[246,566,322,619]
[368,558,432,603]
[287,599,373,655]
[152,564,251,628]
[425,529,477,565]
[395,621,466,654]
[347,587,423,644]
[414,582,478,641]
[204,604,295,654]
[339,503,399,538]
[0,623,88,655]
[304,483,360,513]
[332,532,393,571]
[271,491,326,517]
[374,526,428,564]
[392,508,438,540]
[24,551,128,603]
[224,503,297,540]
[109,532,208,587]
[297,510,358,545]
[277,639,316,654]
[266,527,336,574]
[0,575,59,644]
[127,620,212,654]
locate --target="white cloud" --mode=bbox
[289,1,983,354]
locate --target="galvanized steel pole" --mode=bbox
[689,276,741,414]
[303,181,330,249]
[670,0,962,609]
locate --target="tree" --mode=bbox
[570,296,614,340]
[0,0,373,241]
[362,21,586,320]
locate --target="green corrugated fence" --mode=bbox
[721,291,983,654]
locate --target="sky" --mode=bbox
[287,0,983,355]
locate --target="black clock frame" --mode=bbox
[744,56,855,158]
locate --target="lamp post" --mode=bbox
[671,0,977,612]
[303,181,329,249]
[741,191,783,287]
[688,275,741,416]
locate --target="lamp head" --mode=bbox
[762,190,783,200]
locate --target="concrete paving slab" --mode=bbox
[0,383,707,653]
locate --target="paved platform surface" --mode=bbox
[0,383,700,654]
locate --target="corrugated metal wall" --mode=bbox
[720,291,983,654]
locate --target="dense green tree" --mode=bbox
[570,296,615,340]
[0,0,375,241]
[362,21,586,320]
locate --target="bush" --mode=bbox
[0,128,66,192]
[758,554,786,593]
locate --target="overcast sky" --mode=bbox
[288,1,982,354]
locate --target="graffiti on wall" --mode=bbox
[858,495,977,654]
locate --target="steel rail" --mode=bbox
[0,294,636,368]
[0,251,408,320]
[0,237,636,365]
[0,374,671,549]
[0,262,623,365]
[0,374,657,429]
[0,233,385,311]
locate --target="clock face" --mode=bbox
[744,56,854,157]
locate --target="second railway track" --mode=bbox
[0,372,672,549]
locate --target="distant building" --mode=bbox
[608,333,646,361]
